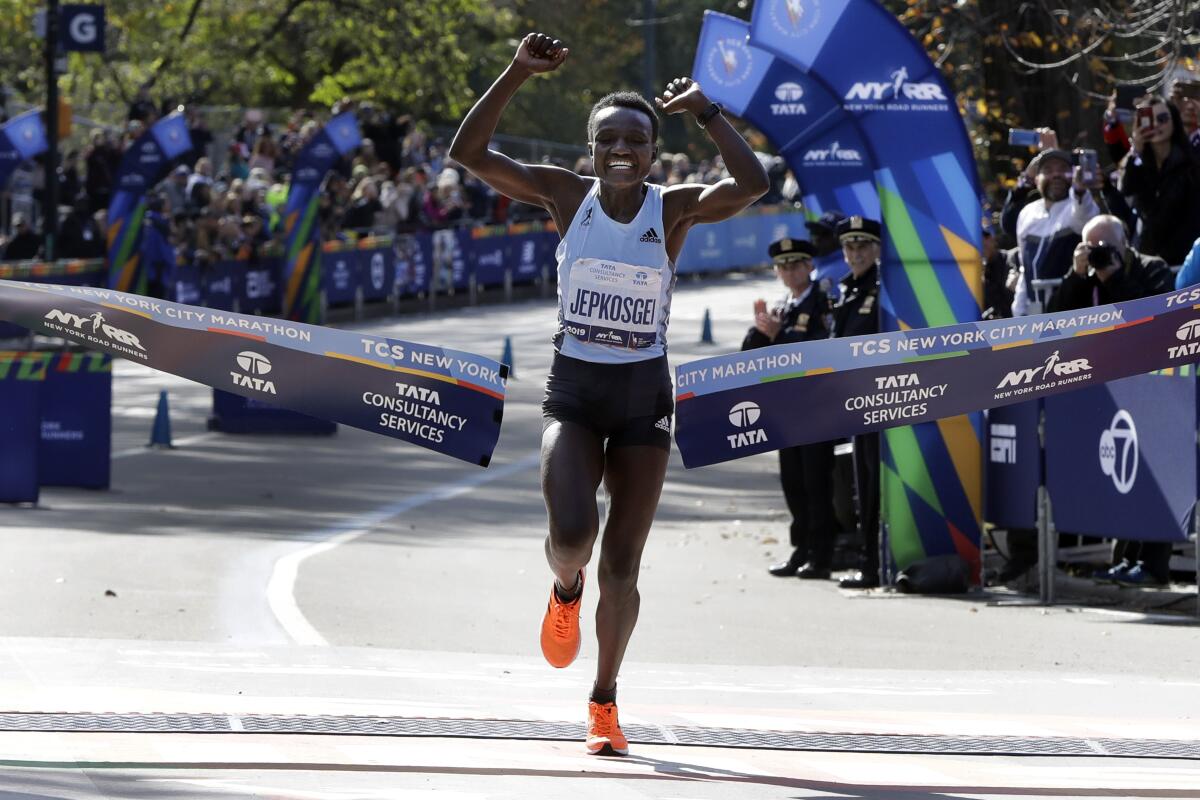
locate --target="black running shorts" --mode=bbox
[542,352,674,450]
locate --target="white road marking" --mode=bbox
[267,452,542,645]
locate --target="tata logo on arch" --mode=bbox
[770,82,807,116]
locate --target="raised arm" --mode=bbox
[448,33,583,211]
[659,78,770,229]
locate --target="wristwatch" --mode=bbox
[696,102,723,128]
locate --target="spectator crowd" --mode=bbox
[0,93,794,265]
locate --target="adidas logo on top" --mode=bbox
[639,227,662,244]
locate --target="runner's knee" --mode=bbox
[598,552,641,598]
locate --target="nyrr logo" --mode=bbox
[727,401,767,448]
[770,82,807,115]
[231,350,276,395]
[996,350,1092,389]
[42,309,147,357]
[802,141,862,165]
[768,0,822,38]
[705,37,753,88]
[1098,410,1138,494]
[1169,318,1200,358]
[844,66,947,109]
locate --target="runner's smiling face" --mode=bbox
[590,107,655,187]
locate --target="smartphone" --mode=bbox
[1074,148,1098,183]
[1008,128,1040,147]
[1136,106,1155,130]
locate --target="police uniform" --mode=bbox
[831,216,883,589]
[744,238,837,578]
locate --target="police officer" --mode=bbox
[831,215,883,590]
[745,237,837,579]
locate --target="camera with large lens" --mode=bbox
[1087,242,1118,271]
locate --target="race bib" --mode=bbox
[563,257,662,349]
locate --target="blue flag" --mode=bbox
[325,112,362,156]
[4,111,48,162]
[151,113,192,161]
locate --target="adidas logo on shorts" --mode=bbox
[654,416,671,433]
[639,227,662,244]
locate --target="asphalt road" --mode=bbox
[1,272,1198,798]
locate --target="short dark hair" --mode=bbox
[588,91,658,145]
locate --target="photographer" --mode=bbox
[1047,214,1174,585]
[1047,214,1173,311]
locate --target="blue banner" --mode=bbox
[985,400,1041,530]
[1045,374,1197,542]
[0,351,50,504]
[281,113,361,323]
[0,281,508,466]
[106,113,193,293]
[39,351,111,489]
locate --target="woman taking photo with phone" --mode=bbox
[1119,94,1200,267]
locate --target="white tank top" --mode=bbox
[554,179,676,363]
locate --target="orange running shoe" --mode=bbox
[539,569,584,668]
[586,700,629,756]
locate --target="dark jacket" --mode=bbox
[741,285,829,351]
[1119,143,1200,266]
[1047,247,1173,312]
[831,263,880,338]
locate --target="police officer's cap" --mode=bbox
[836,215,882,244]
[769,237,817,263]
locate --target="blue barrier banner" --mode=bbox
[243,259,282,315]
[39,351,111,489]
[675,286,1200,468]
[506,231,545,283]
[395,233,432,296]
[359,243,394,302]
[169,263,204,306]
[0,351,50,504]
[322,246,359,306]
[0,281,508,466]
[985,400,1041,530]
[677,211,809,273]
[1045,374,1197,542]
[471,228,508,288]
[202,261,240,311]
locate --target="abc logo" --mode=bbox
[1177,319,1200,341]
[728,401,761,428]
[775,82,804,102]
[236,351,272,376]
[1098,410,1138,494]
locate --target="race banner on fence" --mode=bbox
[0,280,507,467]
[675,286,1200,468]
